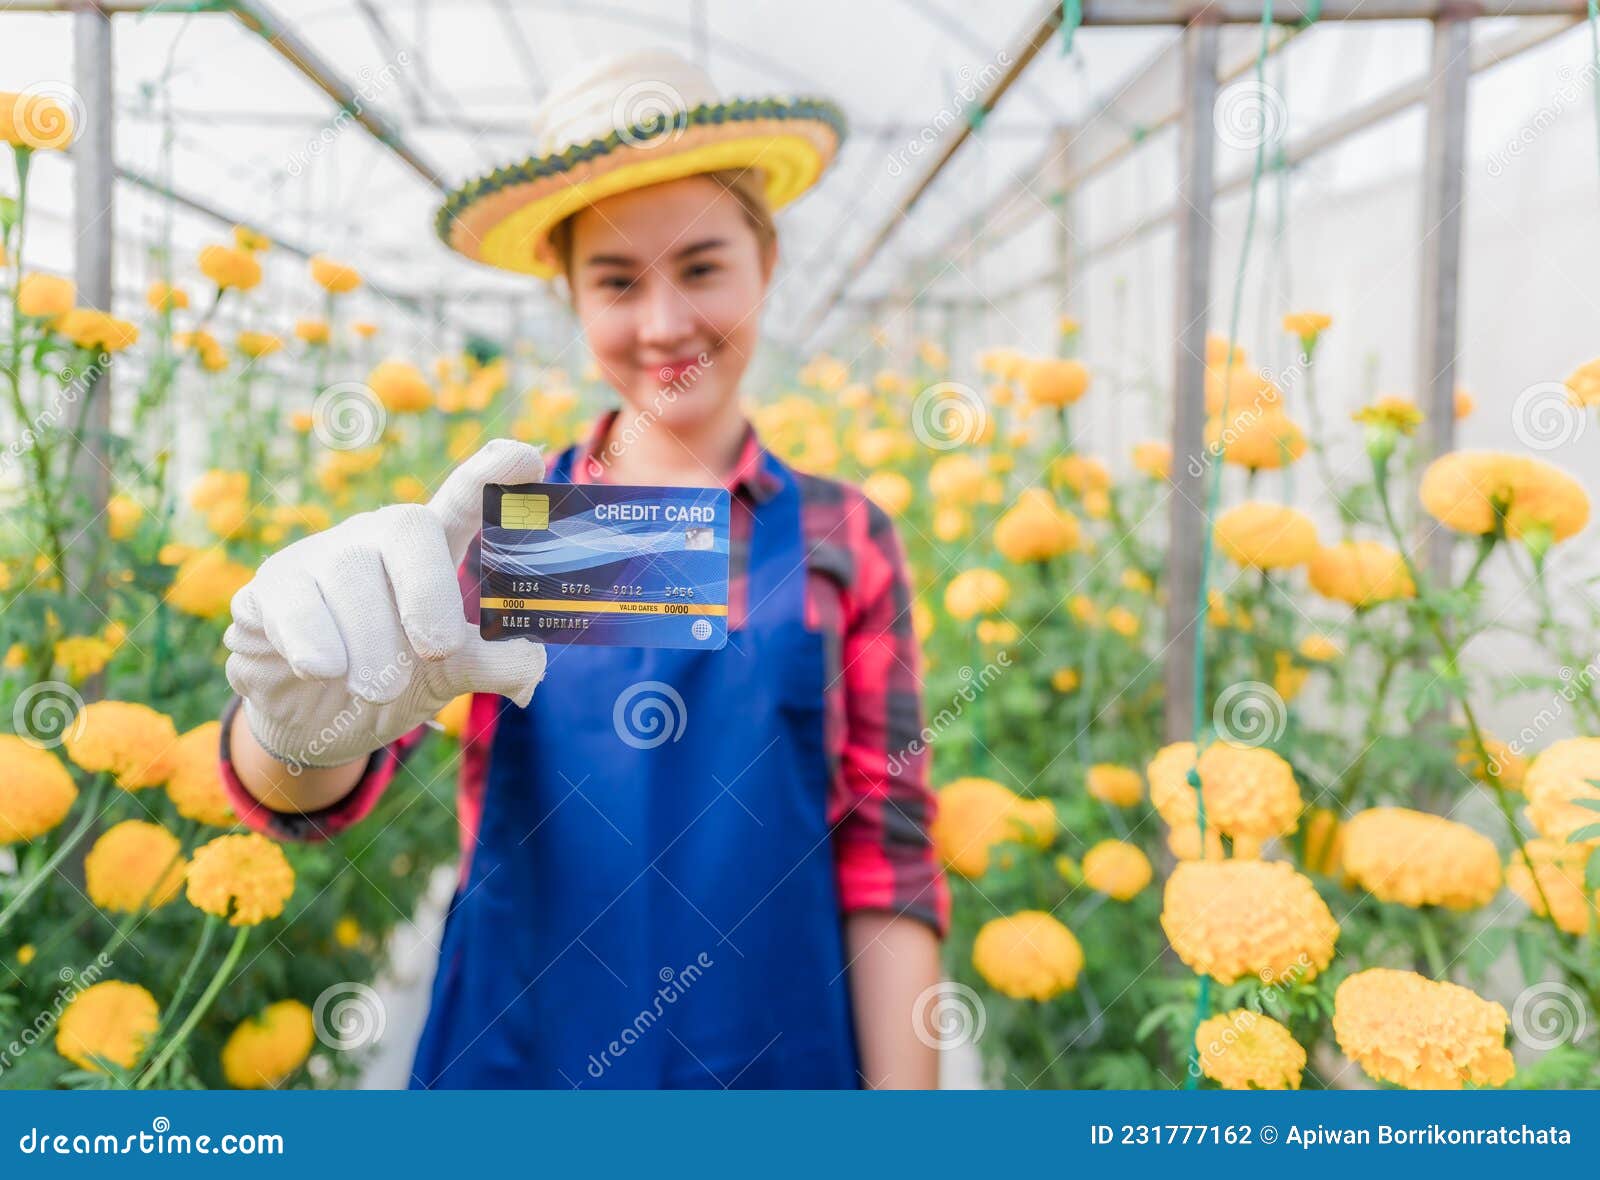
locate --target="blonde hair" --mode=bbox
[549,168,777,282]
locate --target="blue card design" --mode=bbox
[480,482,731,650]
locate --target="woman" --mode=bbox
[219,49,948,1090]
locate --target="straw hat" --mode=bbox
[435,48,846,278]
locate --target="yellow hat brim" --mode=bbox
[436,100,845,279]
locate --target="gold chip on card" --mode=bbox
[500,492,550,529]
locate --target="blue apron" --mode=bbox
[409,449,860,1089]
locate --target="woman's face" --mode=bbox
[567,175,774,433]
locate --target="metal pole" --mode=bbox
[1164,18,1220,744]
[68,4,114,630]
[1417,13,1471,585]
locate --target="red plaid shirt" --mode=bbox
[220,413,949,934]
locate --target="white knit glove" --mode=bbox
[224,439,548,769]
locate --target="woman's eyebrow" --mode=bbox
[582,237,728,269]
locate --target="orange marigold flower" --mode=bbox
[1081,839,1152,900]
[221,1000,315,1089]
[972,910,1083,1000]
[199,244,263,292]
[1339,807,1501,910]
[1195,1009,1306,1090]
[1204,362,1281,416]
[1522,737,1600,848]
[1147,740,1301,843]
[1086,763,1143,808]
[1161,859,1338,984]
[1021,358,1090,408]
[1205,406,1307,470]
[309,254,361,294]
[1307,541,1415,607]
[62,700,178,790]
[0,735,78,843]
[84,820,187,912]
[1505,839,1600,936]
[944,568,1010,620]
[367,359,433,413]
[56,981,159,1073]
[1131,440,1172,480]
[1333,968,1514,1089]
[1214,501,1317,569]
[994,489,1079,563]
[931,777,1043,877]
[186,833,296,926]
[17,272,75,318]
[1419,450,1589,546]
[165,721,237,828]
[1282,311,1332,342]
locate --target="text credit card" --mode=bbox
[480,482,731,650]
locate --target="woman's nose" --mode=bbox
[637,278,696,349]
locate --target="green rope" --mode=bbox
[1060,0,1083,56]
[1589,1,1600,191]
[1181,0,1277,1093]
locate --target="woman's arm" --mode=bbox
[227,703,369,813]
[846,910,942,1088]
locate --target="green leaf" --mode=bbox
[1571,794,1600,813]
[1586,848,1600,893]
[1566,823,1600,843]
[1514,926,1548,985]
[1465,925,1512,978]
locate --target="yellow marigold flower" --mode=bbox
[17,272,76,318]
[199,244,263,292]
[56,981,159,1073]
[145,281,188,312]
[1161,859,1339,984]
[927,453,988,502]
[1523,737,1600,847]
[63,700,178,790]
[233,225,272,252]
[18,944,35,966]
[435,693,472,739]
[1082,839,1152,900]
[1,90,75,149]
[186,832,296,926]
[1333,968,1514,1090]
[1339,807,1501,910]
[334,915,363,948]
[972,911,1083,1000]
[1147,740,1301,843]
[1273,650,1308,703]
[389,475,429,504]
[0,736,78,843]
[351,319,380,340]
[167,548,253,620]
[1021,357,1090,408]
[1307,541,1415,607]
[1105,605,1139,637]
[236,331,283,359]
[994,489,1079,563]
[1121,568,1153,595]
[55,308,139,352]
[976,618,1020,646]
[1206,406,1307,470]
[1565,358,1600,407]
[851,427,903,469]
[1054,453,1112,494]
[85,820,186,912]
[931,779,1052,875]
[1298,634,1340,662]
[1282,311,1332,342]
[3,642,26,670]
[945,568,1010,620]
[1353,395,1424,435]
[1206,334,1247,367]
[367,359,433,413]
[1456,733,1526,792]
[862,471,913,517]
[911,600,934,644]
[222,1000,315,1089]
[157,542,196,566]
[287,410,314,434]
[1505,839,1600,936]
[1050,667,1080,694]
[166,721,237,828]
[310,254,361,294]
[1167,822,1226,861]
[54,634,114,683]
[932,504,970,542]
[1419,450,1589,547]
[106,492,142,541]
[1214,501,1317,570]
[1301,807,1343,874]
[1204,362,1281,416]
[1057,313,1080,336]
[189,469,248,512]
[1454,385,1475,419]
[1131,439,1172,480]
[1086,763,1142,807]
[1195,1009,1306,1090]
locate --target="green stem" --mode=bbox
[0,775,108,935]
[135,923,248,1089]
[142,914,221,1063]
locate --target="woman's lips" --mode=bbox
[653,356,704,385]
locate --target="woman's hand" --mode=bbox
[223,439,548,770]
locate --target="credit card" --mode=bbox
[480,482,731,650]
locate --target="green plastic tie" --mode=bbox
[1060,0,1083,56]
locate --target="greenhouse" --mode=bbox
[2,0,1600,1100]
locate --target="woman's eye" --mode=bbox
[685,263,719,280]
[598,275,634,292]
